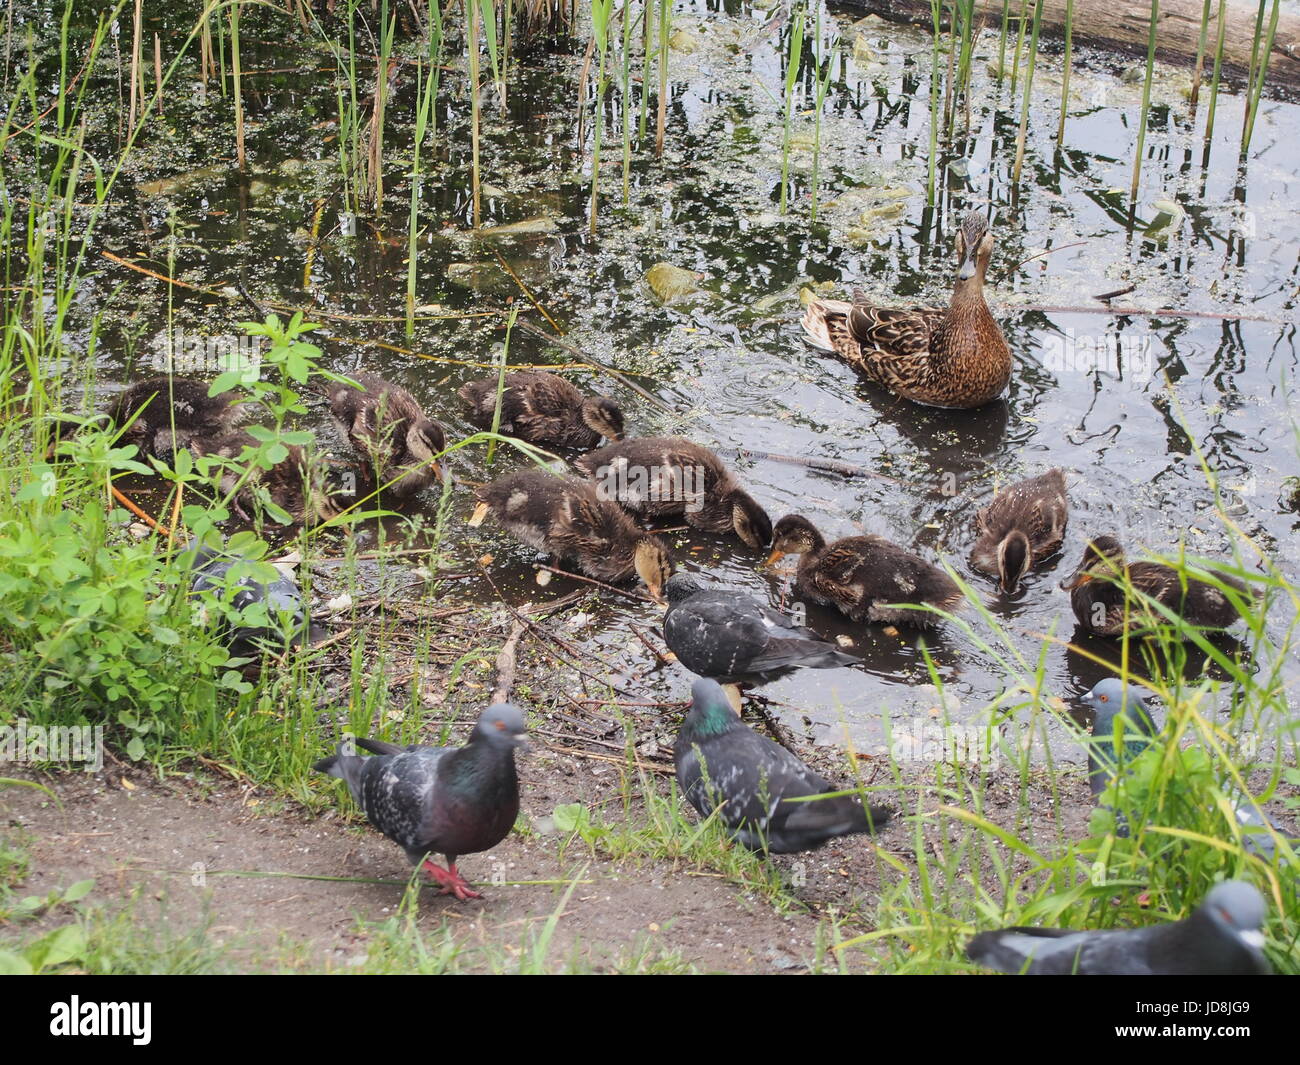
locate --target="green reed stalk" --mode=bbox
[996,0,1010,83]
[1203,0,1228,143]
[406,2,444,336]
[230,1,244,170]
[1011,0,1043,187]
[1010,0,1027,94]
[640,0,652,140]
[469,0,483,227]
[486,306,520,465]
[621,2,634,202]
[1241,0,1280,158]
[779,2,804,215]
[927,0,942,204]
[480,0,505,109]
[1189,0,1212,116]
[1057,0,1074,142]
[589,0,612,235]
[810,5,835,222]
[1129,0,1159,204]
[654,0,669,155]
[366,0,396,211]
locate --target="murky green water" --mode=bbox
[18,1,1299,762]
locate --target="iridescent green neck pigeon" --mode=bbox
[1084,679,1294,863]
[314,704,527,900]
[662,572,856,685]
[966,880,1271,975]
[673,677,890,853]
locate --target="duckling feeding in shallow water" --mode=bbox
[766,514,963,627]
[573,436,772,548]
[1060,535,1256,637]
[969,469,1069,594]
[193,431,349,526]
[801,211,1012,409]
[78,377,249,462]
[476,467,672,595]
[458,371,625,450]
[321,372,448,498]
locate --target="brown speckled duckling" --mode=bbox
[477,467,672,596]
[573,436,772,549]
[194,431,347,526]
[458,371,625,449]
[970,469,1069,594]
[1060,535,1256,637]
[322,372,448,498]
[766,514,963,627]
[101,377,249,461]
[801,212,1012,409]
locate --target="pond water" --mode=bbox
[27,1,1300,763]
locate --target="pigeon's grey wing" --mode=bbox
[356,748,450,859]
[966,927,1106,974]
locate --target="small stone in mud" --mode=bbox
[670,28,701,54]
[644,262,703,305]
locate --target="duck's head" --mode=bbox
[764,514,823,567]
[1060,535,1125,590]
[954,211,994,286]
[580,396,626,442]
[633,535,674,603]
[408,416,451,482]
[996,529,1033,595]
[475,702,530,751]
[729,491,773,550]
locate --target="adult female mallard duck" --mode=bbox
[1060,536,1256,637]
[573,436,772,549]
[970,469,1069,594]
[766,514,963,627]
[194,431,347,526]
[475,468,672,596]
[458,371,625,450]
[322,372,448,498]
[98,377,249,461]
[801,211,1012,409]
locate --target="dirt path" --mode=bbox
[2,755,874,973]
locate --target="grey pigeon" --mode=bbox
[663,572,856,685]
[966,880,1271,975]
[313,704,527,900]
[186,540,306,661]
[1084,679,1294,863]
[673,677,890,853]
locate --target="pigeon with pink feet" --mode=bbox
[314,704,528,900]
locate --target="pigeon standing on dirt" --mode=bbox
[314,704,528,900]
[662,572,856,685]
[673,677,890,853]
[1084,678,1293,862]
[965,880,1271,975]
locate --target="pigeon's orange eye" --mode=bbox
[494,720,506,731]
[1099,694,1109,702]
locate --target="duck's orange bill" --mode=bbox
[761,548,785,569]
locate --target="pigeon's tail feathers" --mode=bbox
[355,736,405,756]
[773,795,891,851]
[313,747,367,802]
[749,637,856,674]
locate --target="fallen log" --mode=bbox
[850,0,1300,97]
